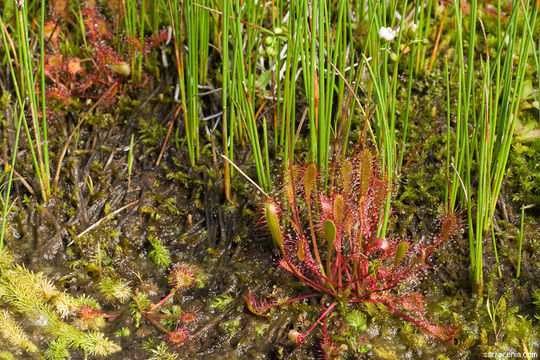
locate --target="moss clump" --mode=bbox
[0,309,38,353]
[0,251,120,358]
[148,233,172,268]
[507,140,540,204]
[142,339,178,360]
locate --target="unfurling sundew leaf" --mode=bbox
[265,200,284,253]
[358,149,372,195]
[394,241,408,269]
[333,194,344,226]
[304,163,317,205]
[323,220,337,250]
[340,159,352,195]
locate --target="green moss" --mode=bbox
[210,294,234,311]
[148,233,172,269]
[43,339,70,360]
[138,117,167,154]
[97,276,132,303]
[220,317,240,340]
[0,252,120,357]
[129,291,152,328]
[0,309,37,353]
[345,309,367,332]
[0,351,14,360]
[507,140,540,204]
[142,338,178,360]
[87,113,114,128]
[114,327,130,337]
[160,305,183,330]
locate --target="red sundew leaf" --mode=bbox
[357,148,373,196]
[279,258,294,273]
[339,159,353,196]
[83,6,113,43]
[168,263,197,288]
[144,29,169,54]
[43,21,60,45]
[96,19,111,39]
[165,326,190,346]
[46,54,64,72]
[297,237,306,261]
[304,163,318,205]
[126,36,144,54]
[244,290,278,316]
[46,88,71,106]
[285,180,295,211]
[437,210,461,244]
[180,308,199,323]
[421,322,458,341]
[319,195,333,221]
[52,0,69,15]
[333,194,344,227]
[398,293,425,313]
[67,57,84,76]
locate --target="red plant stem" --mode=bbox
[337,253,343,288]
[149,288,178,311]
[285,293,318,304]
[307,206,324,271]
[311,267,345,293]
[146,313,182,319]
[144,314,170,334]
[100,313,120,318]
[303,302,337,337]
[343,264,353,284]
[286,259,337,296]
[280,248,341,296]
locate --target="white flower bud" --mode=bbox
[379,27,396,41]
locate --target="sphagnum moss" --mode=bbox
[0,250,120,358]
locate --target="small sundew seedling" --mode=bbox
[131,264,202,345]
